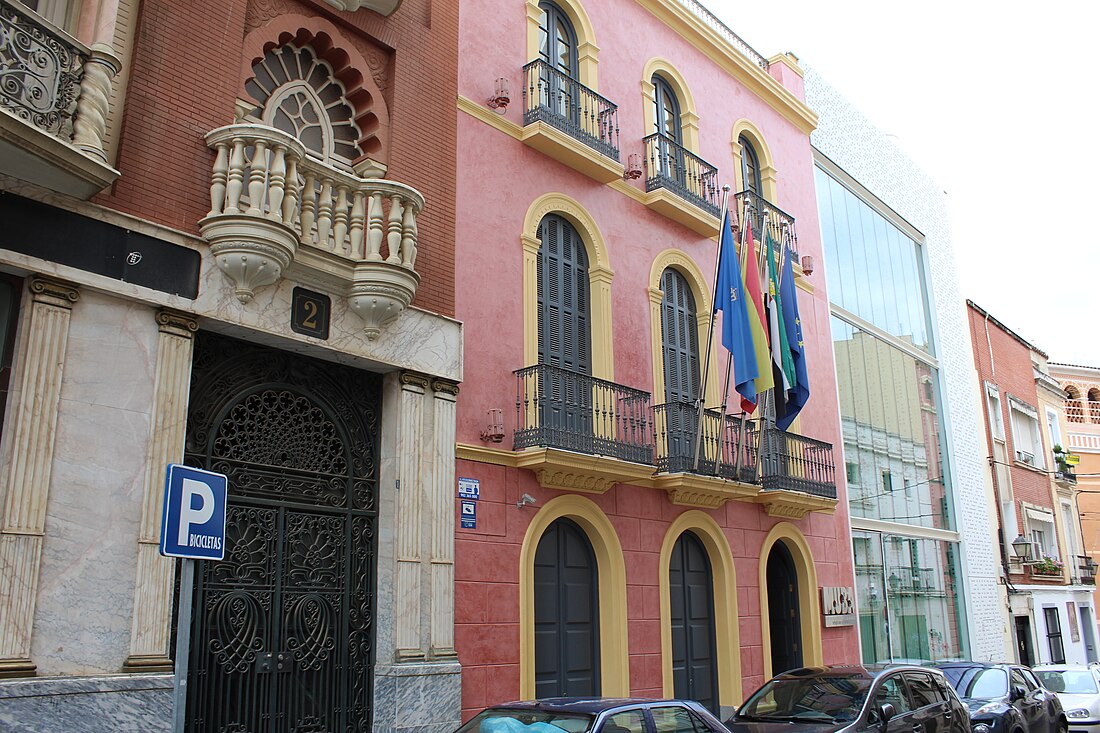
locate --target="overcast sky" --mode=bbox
[707,0,1100,367]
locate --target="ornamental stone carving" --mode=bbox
[200,123,424,335]
[319,0,403,15]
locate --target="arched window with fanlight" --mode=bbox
[536,1,579,123]
[739,135,762,198]
[652,75,684,185]
[245,43,364,165]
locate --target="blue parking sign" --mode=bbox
[160,464,228,560]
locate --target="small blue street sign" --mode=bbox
[460,499,477,529]
[160,464,228,560]
[458,477,480,500]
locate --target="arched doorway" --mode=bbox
[669,531,718,711]
[181,332,381,733]
[766,541,803,675]
[534,518,600,697]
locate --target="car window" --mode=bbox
[456,710,595,733]
[1012,669,1034,691]
[1036,670,1099,694]
[601,711,647,733]
[1020,670,1042,690]
[905,673,943,708]
[955,668,1008,699]
[651,706,706,733]
[875,676,913,714]
[738,675,872,722]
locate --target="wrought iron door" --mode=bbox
[537,214,592,438]
[182,332,380,733]
[533,518,600,698]
[670,532,718,712]
[767,541,803,675]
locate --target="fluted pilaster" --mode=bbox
[429,380,458,657]
[125,309,198,670]
[0,277,79,676]
[395,371,427,659]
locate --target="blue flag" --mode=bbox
[714,211,758,410]
[775,240,809,430]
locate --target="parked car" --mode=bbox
[1033,665,1100,733]
[935,662,1066,733]
[455,698,729,733]
[725,665,969,733]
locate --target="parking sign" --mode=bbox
[160,464,228,560]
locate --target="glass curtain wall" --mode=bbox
[817,164,969,663]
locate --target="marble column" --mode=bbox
[0,277,79,677]
[395,371,427,659]
[125,310,198,670]
[429,379,458,658]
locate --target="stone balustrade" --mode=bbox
[201,123,425,339]
[0,0,121,195]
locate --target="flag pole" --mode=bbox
[730,197,751,478]
[693,184,732,472]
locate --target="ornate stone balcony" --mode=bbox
[201,123,424,339]
[0,0,119,198]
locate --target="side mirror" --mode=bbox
[1010,685,1026,702]
[878,703,896,726]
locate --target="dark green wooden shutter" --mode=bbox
[661,268,700,404]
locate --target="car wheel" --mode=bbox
[1059,720,1068,733]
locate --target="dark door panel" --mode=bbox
[670,532,718,712]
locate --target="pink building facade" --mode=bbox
[453,0,858,718]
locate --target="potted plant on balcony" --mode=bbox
[1030,555,1065,577]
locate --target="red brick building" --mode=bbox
[0,0,462,730]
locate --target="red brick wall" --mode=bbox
[967,306,1053,531]
[94,0,456,317]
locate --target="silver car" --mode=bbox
[1034,665,1100,733]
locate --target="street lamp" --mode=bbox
[1011,534,1032,561]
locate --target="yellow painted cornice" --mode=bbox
[456,442,519,466]
[457,95,523,140]
[768,53,805,79]
[634,0,818,135]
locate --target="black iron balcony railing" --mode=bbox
[522,59,620,161]
[1078,555,1096,585]
[643,133,720,216]
[515,364,652,465]
[758,427,837,499]
[1,0,84,138]
[653,402,757,483]
[735,189,798,260]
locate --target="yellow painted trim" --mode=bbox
[520,121,626,183]
[526,0,600,89]
[634,0,817,135]
[758,522,823,679]
[648,249,718,407]
[521,193,615,380]
[731,119,778,202]
[519,494,630,698]
[641,57,701,150]
[767,53,805,79]
[607,178,648,204]
[456,442,520,466]
[658,513,743,706]
[458,95,523,139]
[642,188,721,238]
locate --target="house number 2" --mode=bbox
[291,287,331,340]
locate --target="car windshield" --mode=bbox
[1036,671,1100,695]
[944,668,1008,700]
[456,710,595,733]
[737,675,872,724]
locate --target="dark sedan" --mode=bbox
[725,665,969,733]
[935,662,1066,733]
[456,698,729,733]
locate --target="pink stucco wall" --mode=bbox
[454,0,859,715]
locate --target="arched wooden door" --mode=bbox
[767,541,803,675]
[181,332,381,733]
[534,518,600,697]
[670,531,718,712]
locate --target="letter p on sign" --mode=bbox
[160,464,228,561]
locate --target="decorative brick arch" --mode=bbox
[240,15,390,164]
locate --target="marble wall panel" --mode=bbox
[0,673,172,732]
[31,292,158,675]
